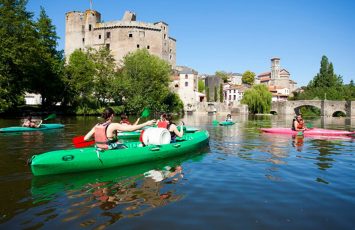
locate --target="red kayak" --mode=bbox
[260,128,355,136]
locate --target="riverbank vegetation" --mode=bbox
[0,1,183,116]
[241,84,272,114]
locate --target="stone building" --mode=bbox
[65,10,176,68]
[256,57,297,100]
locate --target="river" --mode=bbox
[0,114,354,229]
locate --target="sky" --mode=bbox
[27,0,355,87]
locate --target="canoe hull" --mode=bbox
[0,124,64,133]
[260,128,355,136]
[219,121,235,126]
[30,130,209,176]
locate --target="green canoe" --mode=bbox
[219,121,235,126]
[30,129,209,176]
[0,124,64,133]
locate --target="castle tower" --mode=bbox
[83,10,101,47]
[65,11,85,57]
[271,57,280,80]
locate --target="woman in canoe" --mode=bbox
[157,113,168,128]
[120,113,140,126]
[166,113,184,143]
[84,107,155,150]
[292,114,307,131]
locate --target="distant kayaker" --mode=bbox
[22,116,42,128]
[166,113,184,143]
[119,113,140,126]
[292,114,307,131]
[225,114,233,122]
[84,107,155,149]
[157,113,168,128]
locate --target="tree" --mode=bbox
[0,0,38,111]
[242,70,255,85]
[241,84,272,114]
[64,49,96,109]
[219,84,224,102]
[214,86,218,102]
[215,71,228,83]
[119,49,171,113]
[198,79,205,93]
[206,87,210,102]
[29,6,65,107]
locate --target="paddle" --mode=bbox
[44,113,56,121]
[72,136,95,148]
[140,108,150,118]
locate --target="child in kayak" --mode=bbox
[22,116,42,128]
[84,107,155,150]
[292,114,307,131]
[225,114,233,122]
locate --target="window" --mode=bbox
[99,34,101,39]
[229,95,231,100]
[106,32,110,38]
[147,45,150,49]
[170,55,172,60]
[129,33,133,38]
[82,38,85,43]
[185,74,188,79]
[89,24,92,31]
[234,95,236,100]
[106,44,110,49]
[137,44,140,48]
[185,82,188,87]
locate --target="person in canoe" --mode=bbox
[292,114,307,131]
[22,115,42,128]
[225,114,233,122]
[84,107,155,150]
[119,113,140,126]
[166,113,184,143]
[157,113,168,128]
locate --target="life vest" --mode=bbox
[297,121,304,129]
[157,120,168,128]
[94,122,111,149]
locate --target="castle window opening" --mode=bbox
[147,45,150,49]
[106,32,110,38]
[164,34,166,39]
[170,55,172,60]
[137,44,140,48]
[185,74,188,79]
[129,33,133,38]
[99,35,101,39]
[82,38,85,43]
[89,24,92,31]
[185,82,188,87]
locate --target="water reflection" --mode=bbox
[28,152,205,229]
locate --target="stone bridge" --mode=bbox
[271,100,355,117]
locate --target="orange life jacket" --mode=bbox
[157,120,168,128]
[94,122,111,149]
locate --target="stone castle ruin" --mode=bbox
[65,9,176,68]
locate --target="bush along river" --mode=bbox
[0,114,354,229]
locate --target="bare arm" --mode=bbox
[84,126,95,141]
[172,124,184,137]
[110,120,155,132]
[133,117,140,126]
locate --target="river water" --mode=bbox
[0,114,354,230]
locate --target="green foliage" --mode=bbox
[0,0,38,111]
[120,49,172,113]
[215,71,228,83]
[241,84,272,114]
[219,84,224,102]
[295,55,351,101]
[242,70,255,85]
[198,79,205,93]
[163,92,184,113]
[214,86,218,102]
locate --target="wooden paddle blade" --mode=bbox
[72,136,95,148]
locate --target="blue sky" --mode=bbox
[27,0,355,87]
